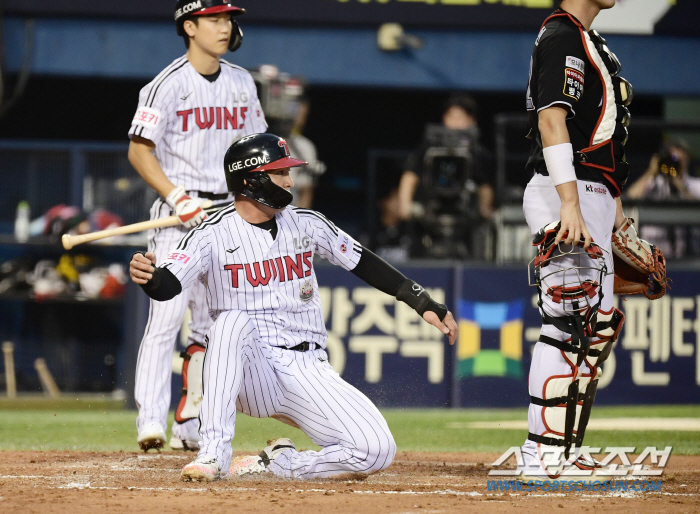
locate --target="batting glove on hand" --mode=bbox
[166,185,208,228]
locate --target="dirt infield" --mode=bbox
[0,451,698,513]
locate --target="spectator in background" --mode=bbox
[373,187,413,262]
[626,139,700,257]
[398,94,494,222]
[397,94,494,259]
[286,96,326,208]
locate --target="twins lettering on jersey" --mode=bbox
[224,252,313,288]
[177,107,248,132]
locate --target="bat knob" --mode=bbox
[61,233,73,250]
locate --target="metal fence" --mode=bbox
[0,140,155,231]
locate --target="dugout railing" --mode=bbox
[0,140,153,234]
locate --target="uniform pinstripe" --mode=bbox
[160,206,396,479]
[129,55,267,438]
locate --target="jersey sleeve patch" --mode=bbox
[163,250,195,269]
[566,55,585,73]
[131,106,162,130]
[335,229,354,262]
[564,68,584,100]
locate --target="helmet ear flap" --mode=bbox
[229,19,243,52]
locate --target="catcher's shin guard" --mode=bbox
[563,380,580,458]
[575,377,599,447]
[572,306,625,449]
[175,343,206,423]
[529,356,591,461]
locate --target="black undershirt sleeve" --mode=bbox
[351,247,448,320]
[141,266,182,301]
[350,247,406,296]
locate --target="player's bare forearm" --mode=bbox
[538,106,570,148]
[539,107,591,248]
[614,197,627,230]
[128,136,178,198]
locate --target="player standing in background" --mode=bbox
[128,133,458,481]
[520,0,631,479]
[128,0,267,451]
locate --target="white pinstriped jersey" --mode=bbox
[160,205,362,348]
[128,56,267,194]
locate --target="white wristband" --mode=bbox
[543,143,577,187]
[166,185,187,209]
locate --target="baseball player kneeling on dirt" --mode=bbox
[129,133,458,482]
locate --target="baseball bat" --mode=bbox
[34,358,61,398]
[61,200,220,250]
[2,341,16,399]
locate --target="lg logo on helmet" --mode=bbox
[175,1,203,19]
[278,140,290,157]
[227,155,271,172]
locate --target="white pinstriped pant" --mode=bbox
[134,199,212,433]
[199,310,397,479]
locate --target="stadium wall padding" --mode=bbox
[4,17,700,95]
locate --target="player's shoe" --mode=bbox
[137,422,166,452]
[229,438,295,477]
[170,419,201,451]
[169,436,200,451]
[572,454,602,470]
[180,456,221,482]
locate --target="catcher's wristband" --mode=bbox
[543,143,577,186]
[396,279,448,320]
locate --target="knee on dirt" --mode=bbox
[352,426,397,474]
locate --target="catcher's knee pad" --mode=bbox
[529,221,611,366]
[587,307,625,369]
[175,343,205,423]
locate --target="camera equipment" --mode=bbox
[417,124,480,259]
[658,148,681,178]
[250,65,304,137]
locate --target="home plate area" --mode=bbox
[0,451,698,513]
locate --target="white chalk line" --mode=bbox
[2,474,697,499]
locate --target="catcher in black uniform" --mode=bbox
[519,0,667,481]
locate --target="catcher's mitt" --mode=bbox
[611,217,668,299]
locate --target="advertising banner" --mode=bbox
[316,262,700,408]
[455,267,700,407]
[315,263,455,408]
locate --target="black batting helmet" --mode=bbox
[224,134,308,209]
[175,0,245,52]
